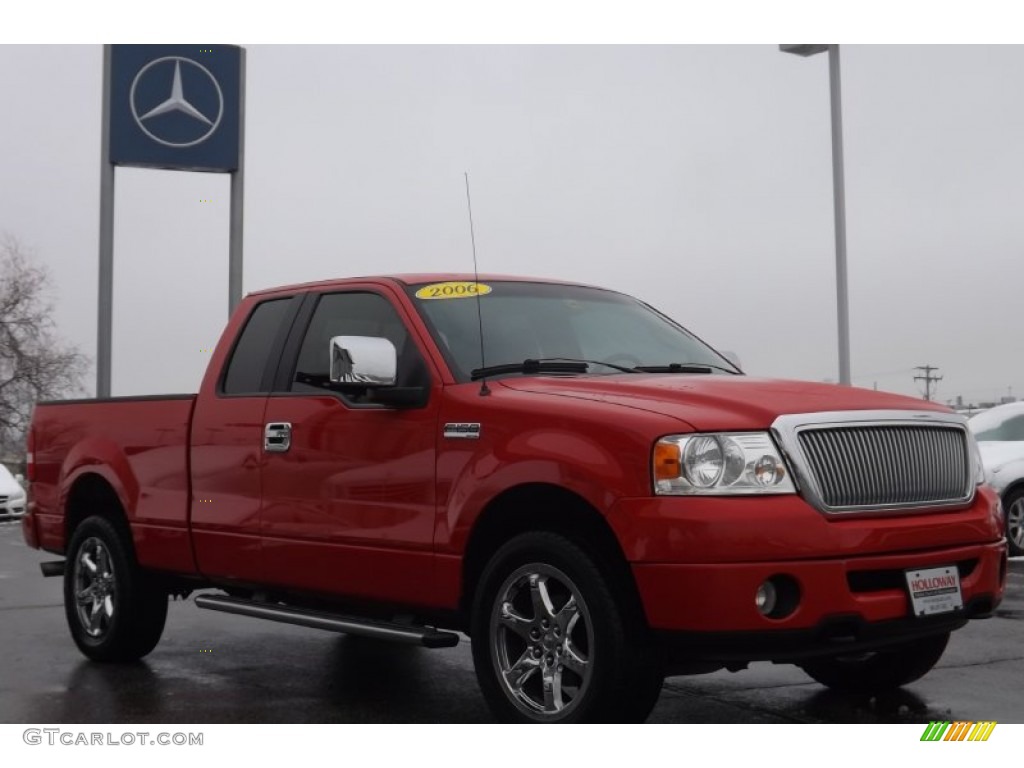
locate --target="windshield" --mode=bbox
[970,406,1024,442]
[407,280,738,382]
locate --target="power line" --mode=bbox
[914,365,943,401]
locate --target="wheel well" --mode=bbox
[66,474,130,548]
[460,483,644,625]
[1003,481,1024,504]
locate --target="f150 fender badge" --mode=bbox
[444,423,481,439]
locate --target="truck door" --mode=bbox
[190,296,299,583]
[259,287,440,606]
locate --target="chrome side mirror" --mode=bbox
[329,336,397,386]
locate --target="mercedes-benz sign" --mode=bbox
[111,45,241,171]
[130,57,224,148]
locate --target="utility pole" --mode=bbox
[914,365,943,401]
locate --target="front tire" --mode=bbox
[64,516,168,662]
[799,632,950,693]
[1004,488,1024,557]
[471,531,663,723]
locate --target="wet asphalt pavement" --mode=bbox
[1,520,1022,724]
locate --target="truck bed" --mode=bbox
[30,395,197,574]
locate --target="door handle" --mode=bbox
[264,422,292,453]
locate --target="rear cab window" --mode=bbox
[221,298,293,395]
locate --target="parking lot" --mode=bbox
[1,520,1021,724]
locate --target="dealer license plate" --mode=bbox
[905,565,963,617]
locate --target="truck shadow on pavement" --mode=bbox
[8,625,990,724]
[321,636,491,723]
[799,688,936,724]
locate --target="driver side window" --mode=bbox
[291,292,427,401]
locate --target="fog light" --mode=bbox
[755,581,777,615]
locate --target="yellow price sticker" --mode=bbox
[414,282,493,300]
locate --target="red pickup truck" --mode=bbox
[23,275,1007,722]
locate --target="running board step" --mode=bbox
[194,594,460,648]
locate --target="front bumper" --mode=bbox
[609,489,1007,660]
[0,497,26,519]
[632,540,1006,635]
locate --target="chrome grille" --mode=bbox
[796,424,971,511]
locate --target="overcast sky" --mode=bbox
[1,44,1022,405]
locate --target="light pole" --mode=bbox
[780,44,851,386]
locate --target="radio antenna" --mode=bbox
[464,172,490,396]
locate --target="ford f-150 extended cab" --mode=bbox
[23,275,1007,723]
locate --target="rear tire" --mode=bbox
[64,516,168,662]
[799,632,950,693]
[471,531,663,723]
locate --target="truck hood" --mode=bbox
[499,374,949,431]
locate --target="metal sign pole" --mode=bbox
[828,44,851,386]
[103,44,244,383]
[97,44,114,398]
[228,47,246,315]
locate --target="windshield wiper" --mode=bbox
[634,363,741,375]
[540,357,640,374]
[470,357,643,381]
[469,358,739,381]
[471,359,588,381]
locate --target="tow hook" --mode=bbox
[40,561,65,577]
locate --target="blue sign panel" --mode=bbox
[110,45,241,172]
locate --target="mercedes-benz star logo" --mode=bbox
[130,56,224,148]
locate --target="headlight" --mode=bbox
[653,432,796,495]
[969,435,986,485]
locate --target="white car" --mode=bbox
[969,402,1024,556]
[0,464,27,519]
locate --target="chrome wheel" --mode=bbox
[490,563,594,719]
[73,537,117,638]
[1008,497,1024,551]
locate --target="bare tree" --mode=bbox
[0,235,89,457]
